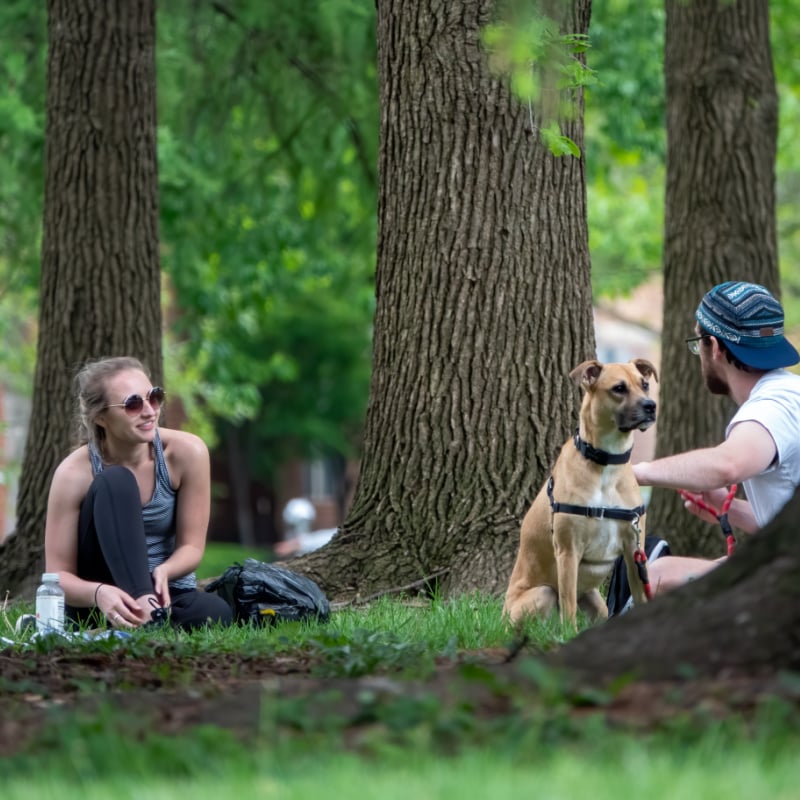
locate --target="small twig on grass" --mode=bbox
[333,568,451,610]
[1,591,12,634]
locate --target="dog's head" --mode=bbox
[570,359,658,434]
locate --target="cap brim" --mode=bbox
[726,337,800,370]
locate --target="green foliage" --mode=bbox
[586,158,665,295]
[479,1,667,293]
[540,122,582,157]
[0,1,45,394]
[156,2,377,471]
[584,0,666,296]
[585,0,800,311]
[0,1,378,481]
[483,8,596,157]
[585,0,666,161]
[771,0,800,327]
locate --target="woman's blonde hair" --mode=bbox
[73,356,149,451]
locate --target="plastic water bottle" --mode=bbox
[36,572,65,633]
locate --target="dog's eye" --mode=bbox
[612,383,627,394]
[642,380,650,391]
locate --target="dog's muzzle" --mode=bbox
[617,399,657,433]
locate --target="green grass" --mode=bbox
[2,705,799,799]
[6,751,800,800]
[3,590,553,679]
[3,555,800,798]
[195,541,272,579]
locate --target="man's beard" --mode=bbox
[703,363,729,396]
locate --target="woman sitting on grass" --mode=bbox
[44,356,233,631]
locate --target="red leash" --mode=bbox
[633,548,654,600]
[677,484,738,556]
[627,515,655,601]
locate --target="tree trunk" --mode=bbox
[294,0,594,601]
[0,0,162,598]
[649,0,778,555]
[224,423,257,548]
[551,485,800,680]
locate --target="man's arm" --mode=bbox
[634,420,774,534]
[633,420,776,492]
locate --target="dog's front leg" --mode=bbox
[553,527,580,628]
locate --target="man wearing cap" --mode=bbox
[631,280,800,595]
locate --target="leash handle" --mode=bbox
[677,484,738,555]
[633,549,653,601]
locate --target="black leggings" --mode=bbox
[68,465,233,630]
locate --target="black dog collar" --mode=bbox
[573,429,632,466]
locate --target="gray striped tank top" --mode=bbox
[88,429,196,590]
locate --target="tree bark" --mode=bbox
[0,0,162,598]
[649,0,779,555]
[224,423,257,548]
[294,0,595,601]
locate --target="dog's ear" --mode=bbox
[631,358,659,383]
[570,360,603,388]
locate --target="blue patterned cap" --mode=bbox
[696,281,799,369]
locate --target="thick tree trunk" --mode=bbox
[0,0,162,598]
[295,0,594,601]
[551,486,800,680]
[649,0,778,555]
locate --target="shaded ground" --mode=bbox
[2,641,799,758]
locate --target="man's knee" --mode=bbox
[648,555,721,595]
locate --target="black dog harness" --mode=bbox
[547,430,645,523]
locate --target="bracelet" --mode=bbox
[94,583,105,608]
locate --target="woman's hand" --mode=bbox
[94,583,147,628]
[151,564,172,609]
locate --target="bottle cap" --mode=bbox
[41,572,60,582]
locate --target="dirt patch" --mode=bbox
[2,642,799,757]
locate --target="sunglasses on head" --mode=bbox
[106,386,166,415]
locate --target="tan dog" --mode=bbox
[503,359,658,627]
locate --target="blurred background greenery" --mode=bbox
[0,0,797,548]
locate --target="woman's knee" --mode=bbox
[82,466,141,516]
[170,590,234,629]
[94,465,139,496]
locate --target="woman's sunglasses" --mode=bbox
[106,386,166,416]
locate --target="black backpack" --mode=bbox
[206,558,331,626]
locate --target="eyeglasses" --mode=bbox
[106,386,166,415]
[685,335,710,356]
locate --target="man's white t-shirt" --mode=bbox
[726,369,800,528]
